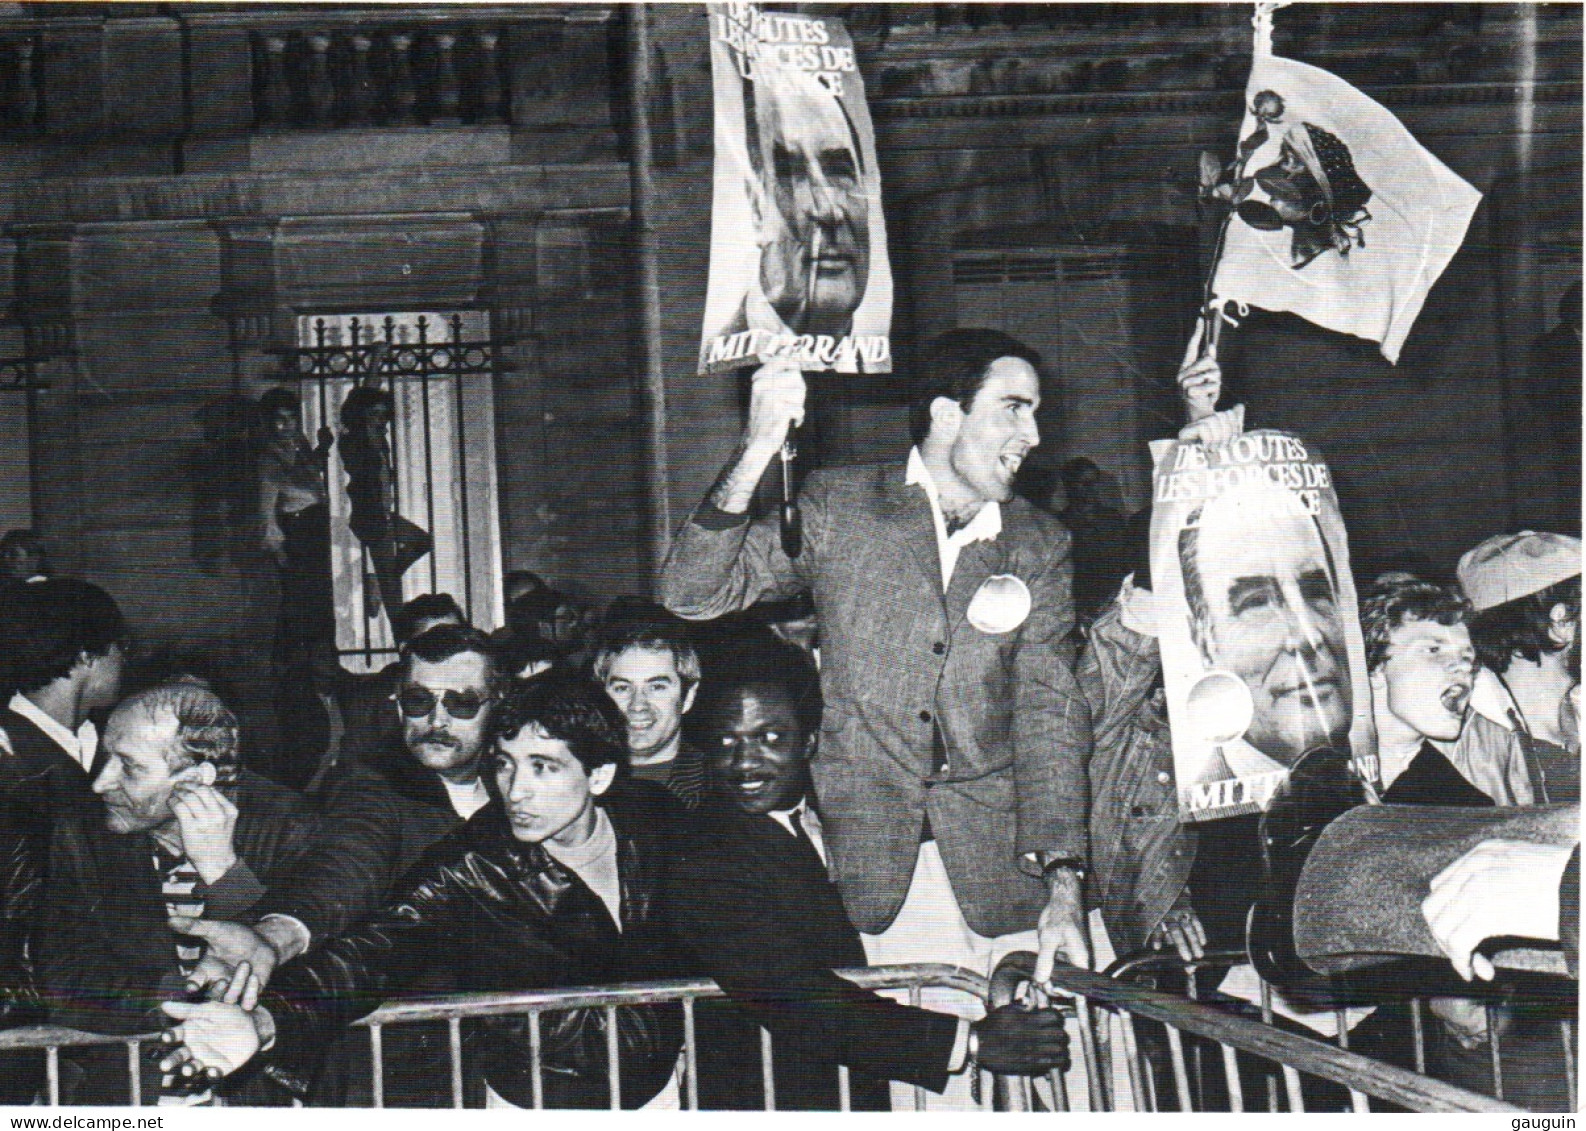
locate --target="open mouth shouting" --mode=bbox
[1440,681,1472,716]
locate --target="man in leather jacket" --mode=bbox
[158,673,686,1109]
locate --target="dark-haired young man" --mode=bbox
[0,578,127,807]
[662,333,1091,1109]
[160,675,686,1110]
[672,637,1070,1110]
[1455,531,1581,803]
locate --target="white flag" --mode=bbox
[1208,54,1481,363]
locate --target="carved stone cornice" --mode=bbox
[0,163,631,226]
[873,80,1584,121]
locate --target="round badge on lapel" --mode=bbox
[966,573,1031,634]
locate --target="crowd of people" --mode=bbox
[0,328,1575,1112]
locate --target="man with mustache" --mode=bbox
[662,330,1090,1109]
[1178,478,1352,795]
[370,623,500,868]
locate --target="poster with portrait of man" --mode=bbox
[1148,430,1373,823]
[699,4,892,375]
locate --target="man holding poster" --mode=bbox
[700,4,891,375]
[662,331,1091,1110]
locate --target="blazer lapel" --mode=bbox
[878,473,948,611]
[944,536,1006,636]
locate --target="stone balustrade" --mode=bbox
[251,24,508,128]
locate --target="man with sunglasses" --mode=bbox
[374,623,500,871]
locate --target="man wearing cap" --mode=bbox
[1451,531,1581,804]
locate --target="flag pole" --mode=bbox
[1193,1,1285,365]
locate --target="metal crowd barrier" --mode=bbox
[0,954,1555,1112]
[1085,949,1571,1113]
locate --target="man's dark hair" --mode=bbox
[591,621,701,687]
[1360,580,1471,674]
[0,528,44,559]
[403,592,465,628]
[258,387,300,420]
[504,569,547,597]
[491,672,626,773]
[907,328,1043,447]
[1468,575,1581,673]
[339,385,395,434]
[690,632,821,745]
[400,623,495,684]
[0,578,127,694]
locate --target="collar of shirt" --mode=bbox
[8,692,97,772]
[439,775,491,821]
[768,800,826,863]
[1471,666,1518,731]
[904,447,1002,589]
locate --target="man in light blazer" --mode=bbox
[661,330,1091,1108]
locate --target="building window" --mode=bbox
[295,311,503,672]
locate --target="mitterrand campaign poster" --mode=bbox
[699,4,892,375]
[1148,430,1373,823]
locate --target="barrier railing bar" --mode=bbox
[448,1016,463,1109]
[1118,1011,1148,1111]
[45,1045,58,1106]
[126,1041,142,1107]
[681,999,697,1111]
[907,984,925,1111]
[836,1064,850,1112]
[758,1026,774,1112]
[1220,1042,1243,1112]
[1049,1064,1069,1112]
[1031,958,1526,1113]
[1410,999,1427,1074]
[604,1006,620,1111]
[352,965,987,1025]
[1075,995,1104,1111]
[1562,1019,1576,1112]
[1334,1013,1369,1111]
[528,1011,543,1110]
[368,1023,384,1108]
[1282,1064,1304,1112]
[1488,1003,1504,1102]
[0,1026,154,1051]
[1164,1023,1191,1111]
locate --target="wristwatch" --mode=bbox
[1040,855,1085,881]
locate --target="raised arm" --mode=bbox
[659,360,822,619]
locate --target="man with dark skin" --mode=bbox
[670,637,1070,1110]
